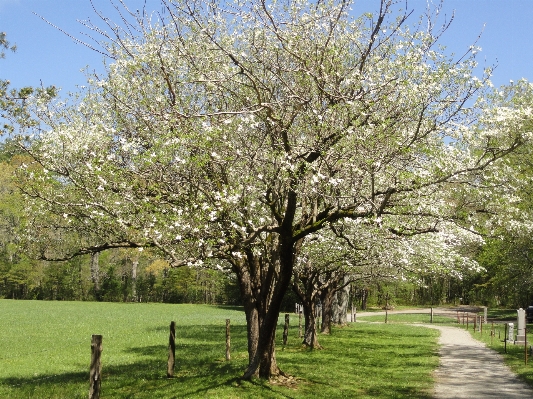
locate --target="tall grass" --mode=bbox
[0,300,439,398]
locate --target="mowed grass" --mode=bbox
[0,300,440,398]
[357,313,458,325]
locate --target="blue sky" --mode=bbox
[0,0,532,95]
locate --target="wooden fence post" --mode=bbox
[525,326,528,366]
[167,321,176,377]
[430,307,433,324]
[384,293,390,324]
[283,314,289,345]
[505,323,508,353]
[298,311,302,338]
[226,319,231,361]
[89,334,103,399]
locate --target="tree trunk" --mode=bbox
[336,275,350,325]
[331,289,340,325]
[90,252,100,299]
[361,288,368,310]
[131,256,139,302]
[241,289,284,379]
[235,249,294,380]
[292,264,322,349]
[301,298,321,348]
[320,286,334,334]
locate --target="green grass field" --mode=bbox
[0,300,440,398]
[356,313,458,325]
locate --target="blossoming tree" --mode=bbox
[10,0,531,379]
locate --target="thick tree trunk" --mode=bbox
[243,295,259,370]
[236,247,294,380]
[241,290,285,379]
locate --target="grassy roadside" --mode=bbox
[0,300,439,398]
[460,310,533,388]
[359,308,533,389]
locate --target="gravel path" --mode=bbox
[425,324,533,399]
[355,308,533,398]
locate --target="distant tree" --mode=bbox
[467,81,533,307]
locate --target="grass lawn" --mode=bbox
[0,300,440,398]
[357,313,458,325]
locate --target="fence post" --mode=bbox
[525,326,528,366]
[505,323,508,353]
[298,311,302,338]
[167,321,176,377]
[385,293,390,324]
[283,314,289,345]
[226,319,231,361]
[89,335,103,399]
[430,307,433,324]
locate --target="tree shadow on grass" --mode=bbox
[277,324,438,398]
[0,322,438,398]
[0,358,246,399]
[0,323,297,399]
[1,351,296,399]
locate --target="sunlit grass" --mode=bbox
[357,312,458,325]
[0,300,440,398]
